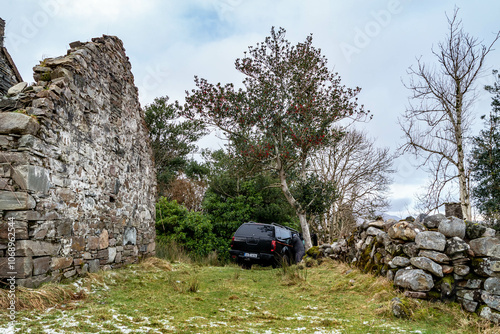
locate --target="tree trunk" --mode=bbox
[458,167,471,220]
[298,211,313,250]
[278,166,313,250]
[455,87,472,221]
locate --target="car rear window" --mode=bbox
[235,224,274,238]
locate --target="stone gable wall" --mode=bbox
[0,18,21,96]
[0,48,20,96]
[0,35,156,288]
[321,215,500,324]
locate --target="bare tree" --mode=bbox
[312,128,394,242]
[398,8,499,220]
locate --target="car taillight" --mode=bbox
[230,236,235,248]
[271,240,276,252]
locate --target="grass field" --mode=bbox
[0,257,497,333]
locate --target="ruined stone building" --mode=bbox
[0,27,157,287]
[0,18,22,95]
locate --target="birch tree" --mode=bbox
[398,8,499,220]
[312,129,394,241]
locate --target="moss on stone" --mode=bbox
[428,290,441,300]
[40,72,52,82]
[464,272,482,280]
[471,257,485,268]
[306,246,321,259]
[440,275,455,286]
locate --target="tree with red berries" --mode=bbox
[181,27,368,249]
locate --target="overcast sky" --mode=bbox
[2,0,500,217]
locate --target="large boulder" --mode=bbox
[415,231,446,252]
[438,217,466,239]
[388,221,426,241]
[394,269,434,291]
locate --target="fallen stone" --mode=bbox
[415,231,446,251]
[391,297,410,318]
[404,291,428,299]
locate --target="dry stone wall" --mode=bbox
[321,215,500,324]
[0,35,156,288]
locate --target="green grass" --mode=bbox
[0,257,497,333]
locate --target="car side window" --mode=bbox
[276,227,292,243]
[283,229,292,244]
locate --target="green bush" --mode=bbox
[156,198,217,258]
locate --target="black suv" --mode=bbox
[229,222,300,269]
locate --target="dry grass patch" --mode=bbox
[0,283,86,311]
[138,256,173,271]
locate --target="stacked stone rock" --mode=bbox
[320,215,500,324]
[0,36,156,288]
